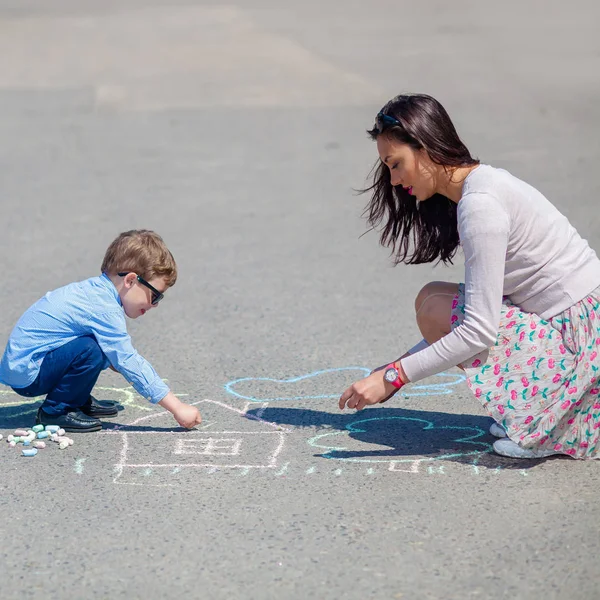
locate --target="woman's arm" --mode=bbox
[400,192,510,382]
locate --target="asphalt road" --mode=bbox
[1,1,599,598]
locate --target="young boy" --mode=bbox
[0,229,201,432]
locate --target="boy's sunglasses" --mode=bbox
[374,112,401,134]
[118,272,165,306]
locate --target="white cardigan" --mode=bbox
[401,164,600,383]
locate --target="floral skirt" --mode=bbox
[452,283,600,459]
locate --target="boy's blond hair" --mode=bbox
[101,230,177,287]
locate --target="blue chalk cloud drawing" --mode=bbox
[225,367,493,466]
[224,367,466,402]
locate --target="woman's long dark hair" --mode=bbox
[363,94,479,265]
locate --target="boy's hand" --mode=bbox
[173,403,202,429]
[158,392,202,429]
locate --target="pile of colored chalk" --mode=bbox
[5,425,74,456]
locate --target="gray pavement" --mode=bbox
[1,1,599,598]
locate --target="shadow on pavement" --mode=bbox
[247,406,564,471]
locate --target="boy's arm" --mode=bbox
[88,312,201,428]
[87,310,168,401]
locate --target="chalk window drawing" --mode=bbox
[174,437,242,456]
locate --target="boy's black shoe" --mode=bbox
[36,408,102,433]
[81,395,119,418]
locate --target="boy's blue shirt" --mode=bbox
[0,273,169,404]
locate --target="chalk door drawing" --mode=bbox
[103,400,290,486]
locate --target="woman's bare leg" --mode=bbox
[415,281,460,344]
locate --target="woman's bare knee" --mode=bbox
[414,282,459,344]
[414,281,460,314]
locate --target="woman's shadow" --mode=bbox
[247,405,558,470]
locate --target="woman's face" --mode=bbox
[376,135,437,202]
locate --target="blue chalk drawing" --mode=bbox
[224,367,466,402]
[400,372,466,397]
[308,416,492,464]
[225,367,369,402]
[224,366,492,467]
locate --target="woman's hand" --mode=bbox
[338,368,399,411]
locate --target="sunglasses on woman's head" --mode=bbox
[374,112,401,134]
[117,272,165,306]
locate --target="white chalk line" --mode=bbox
[100,430,286,435]
[121,463,279,469]
[104,399,291,432]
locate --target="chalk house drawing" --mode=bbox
[102,400,290,486]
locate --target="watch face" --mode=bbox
[384,368,398,383]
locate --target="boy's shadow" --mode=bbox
[248,406,558,471]
[0,398,46,428]
[0,398,124,428]
[0,398,192,433]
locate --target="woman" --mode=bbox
[338,93,600,459]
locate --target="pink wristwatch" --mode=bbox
[383,362,404,389]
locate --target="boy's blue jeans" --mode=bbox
[12,336,106,416]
